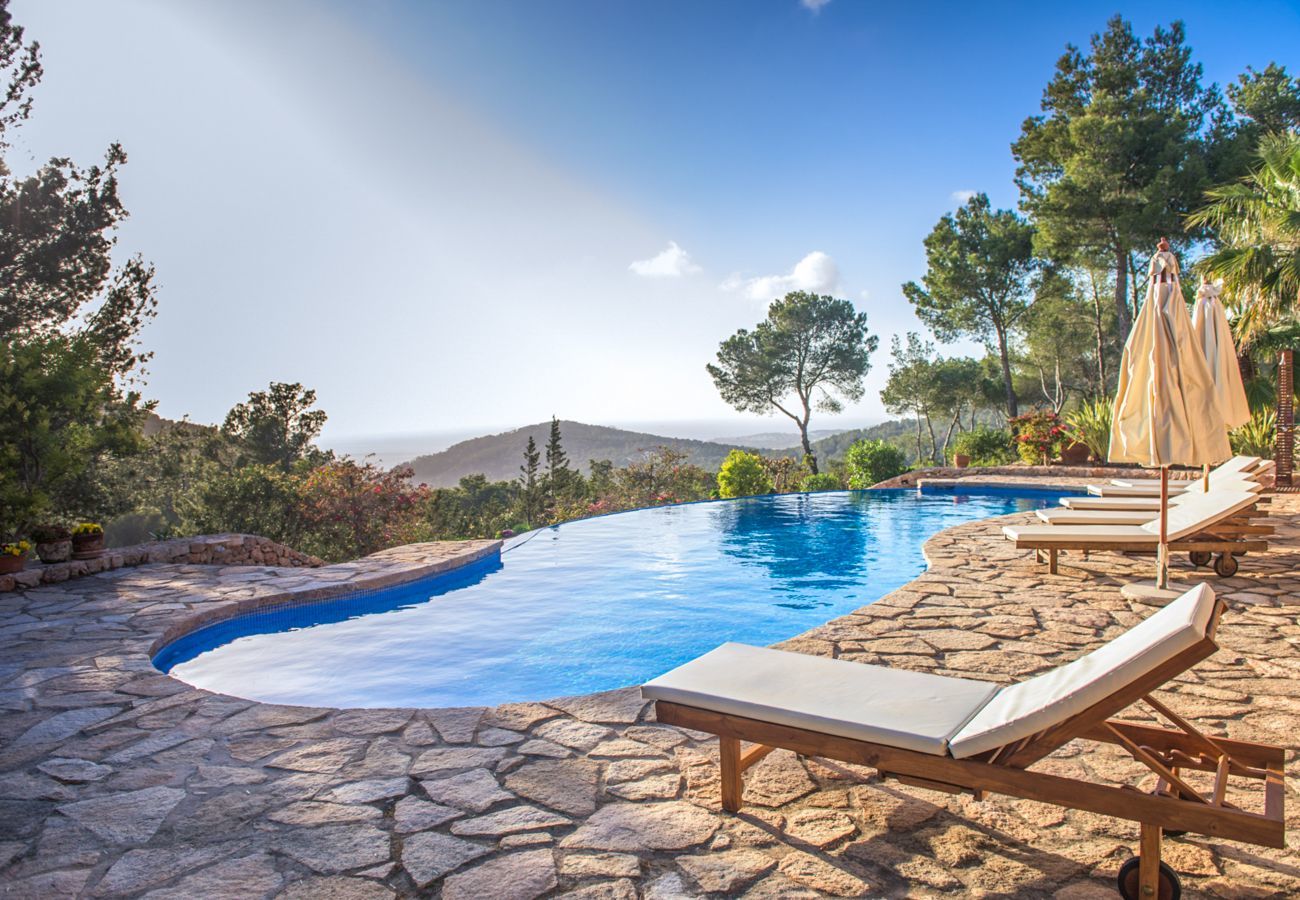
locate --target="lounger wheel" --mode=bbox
[1213,553,1238,577]
[1117,857,1181,900]
[1188,550,1212,567]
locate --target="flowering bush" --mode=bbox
[1009,411,1065,465]
[2,540,31,557]
[297,461,429,561]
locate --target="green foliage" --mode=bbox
[1230,409,1276,458]
[1227,63,1300,148]
[1013,16,1226,340]
[800,472,841,492]
[0,334,148,533]
[222,382,329,470]
[708,291,878,473]
[903,193,1035,416]
[1064,396,1113,461]
[843,439,907,488]
[191,463,304,548]
[1009,411,1066,465]
[949,427,1017,466]
[517,435,542,527]
[1190,132,1300,344]
[716,450,773,498]
[758,456,809,493]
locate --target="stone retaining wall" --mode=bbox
[0,533,322,593]
[873,463,1199,488]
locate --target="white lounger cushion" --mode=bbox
[1108,455,1260,488]
[1004,490,1258,544]
[1062,479,1262,511]
[641,642,998,755]
[948,584,1216,757]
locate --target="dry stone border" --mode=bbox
[0,495,1298,898]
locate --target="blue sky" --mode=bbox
[11,0,1300,448]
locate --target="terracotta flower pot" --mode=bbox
[0,552,27,575]
[953,453,971,469]
[36,539,72,564]
[72,533,105,560]
[1060,441,1091,465]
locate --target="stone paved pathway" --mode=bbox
[1,496,1299,898]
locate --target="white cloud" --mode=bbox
[629,241,702,277]
[951,189,978,204]
[721,250,840,302]
[801,0,832,12]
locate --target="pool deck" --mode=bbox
[2,488,1299,898]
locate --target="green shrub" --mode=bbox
[1064,397,1112,461]
[799,472,841,492]
[717,450,774,498]
[844,439,908,488]
[1230,409,1276,458]
[948,427,1017,466]
[1009,411,1064,465]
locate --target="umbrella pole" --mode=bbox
[1158,465,1170,589]
[1202,463,1210,492]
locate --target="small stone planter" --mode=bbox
[36,539,72,564]
[72,533,105,560]
[0,552,27,575]
[953,453,971,469]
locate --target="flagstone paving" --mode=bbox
[1,495,1298,898]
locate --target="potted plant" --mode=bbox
[1060,440,1092,464]
[0,540,31,575]
[953,452,971,468]
[31,525,72,563]
[71,523,105,559]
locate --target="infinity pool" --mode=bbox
[156,486,1074,708]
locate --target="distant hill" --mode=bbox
[775,420,916,461]
[713,428,846,449]
[401,421,760,487]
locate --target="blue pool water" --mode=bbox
[157,487,1076,708]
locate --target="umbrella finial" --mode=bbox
[1157,236,1170,252]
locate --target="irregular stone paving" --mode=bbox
[1,495,1299,898]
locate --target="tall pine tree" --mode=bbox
[518,435,541,527]
[544,417,573,510]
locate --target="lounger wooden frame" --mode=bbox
[652,601,1286,898]
[1016,506,1273,575]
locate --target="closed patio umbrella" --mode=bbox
[1192,278,1251,431]
[1108,239,1232,589]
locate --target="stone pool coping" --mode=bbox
[1,486,1298,897]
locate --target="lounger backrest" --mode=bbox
[1138,489,1258,540]
[947,584,1218,759]
[1217,455,1262,476]
[1170,478,1263,503]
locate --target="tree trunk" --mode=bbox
[799,417,818,475]
[1113,246,1131,340]
[995,327,1018,419]
[1278,349,1294,488]
[925,414,938,463]
[1089,272,1108,392]
[941,411,961,463]
[914,416,923,462]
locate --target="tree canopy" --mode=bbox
[1012,16,1227,339]
[707,291,876,473]
[903,192,1035,417]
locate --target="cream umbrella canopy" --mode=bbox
[1192,278,1251,430]
[1108,240,1232,589]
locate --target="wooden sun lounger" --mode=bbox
[643,586,1286,899]
[1061,479,1266,512]
[1088,457,1266,498]
[1004,490,1268,576]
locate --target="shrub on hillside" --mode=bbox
[844,439,908,488]
[949,427,1017,466]
[717,450,774,498]
[800,472,842,492]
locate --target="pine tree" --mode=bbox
[518,436,541,527]
[544,417,572,508]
